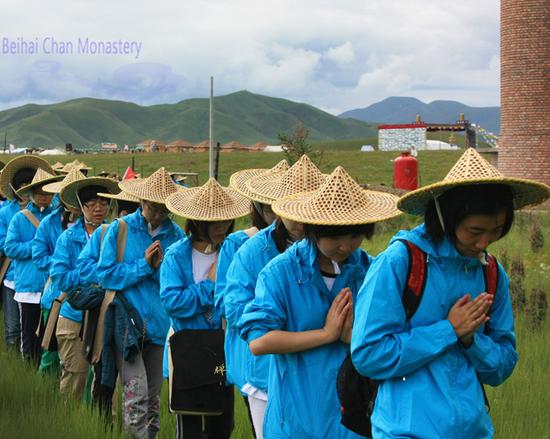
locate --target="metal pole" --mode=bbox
[209,76,214,179]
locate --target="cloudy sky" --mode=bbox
[0,0,500,114]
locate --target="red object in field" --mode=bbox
[394,151,418,190]
[122,166,137,180]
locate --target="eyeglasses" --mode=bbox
[83,200,110,210]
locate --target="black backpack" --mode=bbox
[336,239,498,437]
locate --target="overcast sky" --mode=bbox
[0,0,500,114]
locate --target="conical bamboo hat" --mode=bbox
[246,155,326,203]
[273,166,401,225]
[0,155,54,200]
[60,177,120,210]
[166,177,250,221]
[16,168,64,196]
[230,160,290,201]
[398,147,550,215]
[42,167,87,194]
[119,167,180,204]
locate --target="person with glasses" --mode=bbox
[51,177,119,399]
[97,168,183,439]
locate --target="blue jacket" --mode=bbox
[213,230,251,390]
[160,236,219,332]
[77,224,108,284]
[5,202,53,293]
[350,224,518,439]
[50,218,96,323]
[226,223,280,392]
[0,200,24,283]
[32,207,64,309]
[97,209,184,345]
[239,239,371,439]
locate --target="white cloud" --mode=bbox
[0,0,500,113]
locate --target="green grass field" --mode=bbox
[0,150,548,438]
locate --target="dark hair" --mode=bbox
[272,218,292,253]
[116,200,139,216]
[424,184,514,243]
[185,219,235,243]
[12,168,35,189]
[304,223,375,241]
[251,201,270,230]
[78,185,109,205]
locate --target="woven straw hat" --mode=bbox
[16,168,64,196]
[273,166,401,225]
[0,155,54,200]
[166,178,250,221]
[43,167,87,194]
[52,161,64,170]
[230,160,290,200]
[398,147,550,215]
[119,167,180,204]
[246,155,326,204]
[97,185,141,203]
[59,160,92,174]
[60,177,120,210]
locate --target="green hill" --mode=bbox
[0,91,377,148]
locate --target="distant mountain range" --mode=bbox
[339,97,500,134]
[0,91,377,148]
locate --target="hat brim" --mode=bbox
[118,178,179,204]
[0,156,54,200]
[246,171,328,204]
[16,175,64,196]
[398,177,550,215]
[229,168,270,201]
[97,190,140,203]
[60,177,120,209]
[273,189,402,225]
[166,187,250,221]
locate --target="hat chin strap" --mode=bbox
[433,194,446,233]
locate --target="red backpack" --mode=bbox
[336,239,499,438]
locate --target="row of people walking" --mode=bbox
[0,150,548,439]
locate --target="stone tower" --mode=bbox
[499,0,550,198]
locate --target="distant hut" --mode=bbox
[137,139,166,153]
[250,142,268,152]
[221,140,247,152]
[194,140,210,152]
[167,139,193,153]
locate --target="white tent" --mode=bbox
[40,148,67,155]
[360,145,374,152]
[425,140,459,151]
[263,145,284,152]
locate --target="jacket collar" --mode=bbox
[290,239,369,299]
[126,208,177,239]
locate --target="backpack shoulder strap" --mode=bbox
[21,209,40,229]
[482,253,499,297]
[116,219,127,262]
[396,239,428,321]
[99,224,109,248]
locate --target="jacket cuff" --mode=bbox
[245,328,269,344]
[462,332,489,362]
[138,257,155,277]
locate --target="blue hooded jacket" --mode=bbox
[350,224,517,439]
[50,218,95,323]
[0,199,23,284]
[239,238,371,439]
[5,202,53,293]
[32,206,65,310]
[97,208,184,346]
[213,229,252,390]
[77,224,108,282]
[225,223,281,393]
[160,235,219,332]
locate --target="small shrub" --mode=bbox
[530,221,544,253]
[510,256,525,279]
[525,287,548,331]
[510,276,526,314]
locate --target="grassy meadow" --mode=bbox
[0,149,548,438]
